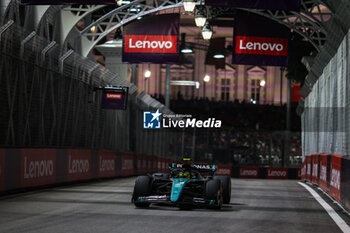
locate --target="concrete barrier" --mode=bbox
[0,148,231,194]
[302,154,350,212]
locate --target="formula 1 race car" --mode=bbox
[132,163,231,209]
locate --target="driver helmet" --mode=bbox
[179,171,190,179]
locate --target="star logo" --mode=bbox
[143,109,162,129]
[150,109,162,122]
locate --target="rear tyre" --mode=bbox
[133,176,152,208]
[214,176,231,204]
[206,179,223,209]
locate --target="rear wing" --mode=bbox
[169,163,217,174]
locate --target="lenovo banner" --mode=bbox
[233,13,290,67]
[329,155,342,202]
[121,152,134,177]
[216,165,232,177]
[100,87,128,110]
[239,166,259,178]
[21,0,115,4]
[341,157,350,212]
[301,160,306,180]
[98,151,116,178]
[312,154,319,185]
[67,149,91,182]
[306,155,312,181]
[123,14,180,64]
[0,150,5,191]
[267,168,288,179]
[21,149,56,188]
[205,0,300,11]
[319,154,328,192]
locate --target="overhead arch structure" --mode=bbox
[2,0,350,98]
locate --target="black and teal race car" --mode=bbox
[132,163,231,209]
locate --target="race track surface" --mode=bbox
[0,178,345,233]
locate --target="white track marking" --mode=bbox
[298,182,350,233]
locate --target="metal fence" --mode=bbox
[0,20,180,159]
[302,28,350,157]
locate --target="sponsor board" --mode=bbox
[124,35,177,54]
[297,168,301,179]
[121,152,134,177]
[21,149,56,188]
[329,155,342,202]
[319,154,328,192]
[266,168,288,179]
[205,0,300,11]
[232,13,290,67]
[235,36,288,56]
[98,151,116,178]
[0,150,5,191]
[123,14,180,64]
[21,0,115,4]
[239,167,259,178]
[312,154,319,184]
[301,160,306,180]
[215,165,232,176]
[306,155,312,181]
[66,149,91,182]
[100,87,128,110]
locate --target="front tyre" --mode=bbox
[214,176,231,204]
[133,176,152,208]
[206,179,223,209]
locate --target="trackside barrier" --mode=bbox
[0,149,5,192]
[0,148,232,194]
[301,154,350,212]
[319,154,328,192]
[312,154,319,185]
[232,166,300,179]
[306,155,312,181]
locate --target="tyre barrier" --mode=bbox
[301,154,350,212]
[0,148,231,193]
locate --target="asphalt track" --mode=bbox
[0,178,347,233]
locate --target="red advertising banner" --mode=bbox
[121,152,134,177]
[161,158,167,173]
[306,155,312,181]
[21,149,56,188]
[124,35,178,54]
[152,156,158,173]
[0,149,5,191]
[21,0,116,4]
[319,154,328,192]
[301,160,306,180]
[312,154,319,185]
[157,157,162,172]
[297,168,301,179]
[267,168,288,179]
[235,36,288,56]
[147,155,153,172]
[67,149,91,182]
[122,14,180,64]
[205,0,300,11]
[98,150,116,178]
[291,84,302,102]
[239,166,259,178]
[215,165,232,177]
[329,155,342,202]
[232,13,290,67]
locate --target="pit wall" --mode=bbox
[301,154,350,212]
[0,148,231,193]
